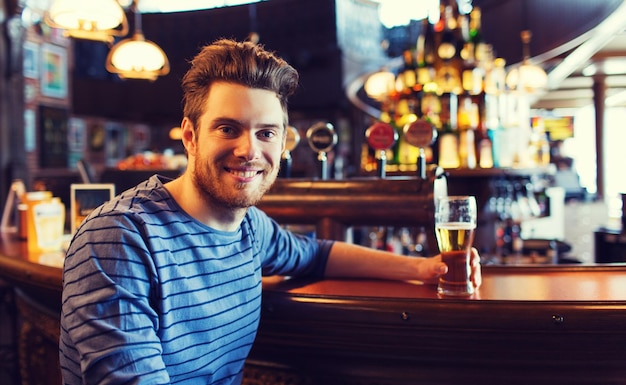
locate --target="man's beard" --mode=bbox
[192,155,279,210]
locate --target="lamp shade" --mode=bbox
[105,32,170,80]
[45,0,128,42]
[364,70,395,101]
[506,63,548,93]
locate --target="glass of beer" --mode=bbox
[435,195,477,296]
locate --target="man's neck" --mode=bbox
[164,175,246,232]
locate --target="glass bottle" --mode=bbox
[437,92,460,168]
[435,1,463,95]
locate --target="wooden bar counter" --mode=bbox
[2,234,626,384]
[249,267,626,385]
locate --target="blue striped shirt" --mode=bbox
[59,175,332,384]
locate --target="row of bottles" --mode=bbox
[362,0,550,173]
[361,226,431,257]
[487,177,552,264]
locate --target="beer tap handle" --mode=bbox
[365,122,397,179]
[417,147,427,180]
[306,122,337,180]
[280,125,300,179]
[318,151,328,180]
[403,120,437,180]
[281,151,292,178]
[377,150,387,178]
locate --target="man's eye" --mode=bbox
[219,126,236,135]
[259,131,277,140]
[261,131,276,138]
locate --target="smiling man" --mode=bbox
[168,82,286,229]
[59,39,481,385]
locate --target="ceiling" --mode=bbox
[476,0,626,110]
[139,0,626,112]
[534,30,626,110]
[17,0,626,113]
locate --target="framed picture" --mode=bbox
[23,41,39,79]
[68,117,86,152]
[38,105,68,168]
[70,184,115,233]
[24,108,36,151]
[40,43,67,99]
[105,122,128,167]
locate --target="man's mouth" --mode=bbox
[229,169,260,178]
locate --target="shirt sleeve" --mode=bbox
[247,207,333,278]
[60,211,171,384]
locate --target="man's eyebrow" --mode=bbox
[210,117,281,129]
[211,117,243,127]
[256,122,283,130]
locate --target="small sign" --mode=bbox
[71,184,115,233]
[365,122,397,150]
[532,116,574,141]
[403,119,437,148]
[306,122,337,153]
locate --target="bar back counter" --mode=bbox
[2,173,626,385]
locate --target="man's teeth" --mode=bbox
[231,170,257,178]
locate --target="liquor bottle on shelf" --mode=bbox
[435,1,463,95]
[457,93,478,169]
[421,90,442,164]
[468,7,486,63]
[416,17,437,88]
[400,49,418,95]
[413,226,430,257]
[437,92,459,168]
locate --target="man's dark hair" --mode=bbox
[181,38,300,130]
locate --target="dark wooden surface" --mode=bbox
[257,168,446,243]
[2,234,626,384]
[250,266,626,384]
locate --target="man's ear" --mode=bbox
[181,117,196,155]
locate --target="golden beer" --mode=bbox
[435,196,477,296]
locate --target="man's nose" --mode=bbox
[233,133,261,160]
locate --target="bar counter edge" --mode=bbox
[2,235,626,385]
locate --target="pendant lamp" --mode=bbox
[45,0,128,43]
[105,0,170,81]
[505,30,548,93]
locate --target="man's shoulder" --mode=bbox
[80,175,174,228]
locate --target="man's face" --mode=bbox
[186,81,286,209]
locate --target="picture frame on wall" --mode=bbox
[68,117,86,152]
[38,105,68,168]
[23,41,39,79]
[40,43,67,99]
[105,122,128,167]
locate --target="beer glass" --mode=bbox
[435,196,477,296]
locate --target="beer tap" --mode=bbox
[365,122,397,178]
[280,125,300,178]
[403,119,437,179]
[306,122,337,180]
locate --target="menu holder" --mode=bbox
[403,120,437,179]
[0,179,26,234]
[365,122,398,178]
[70,184,115,233]
[306,122,338,180]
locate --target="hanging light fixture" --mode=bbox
[44,0,129,43]
[105,0,170,81]
[505,30,548,93]
[364,69,396,101]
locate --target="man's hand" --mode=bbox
[418,248,482,288]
